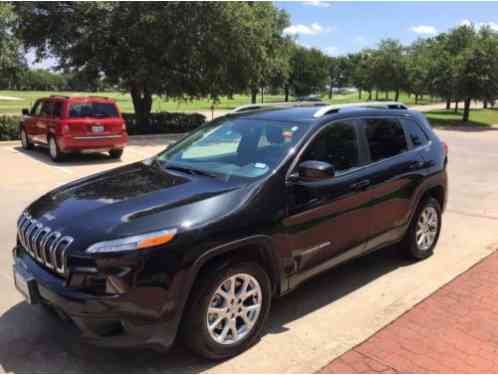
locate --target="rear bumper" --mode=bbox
[59,133,128,153]
[13,249,177,351]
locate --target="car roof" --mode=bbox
[39,96,116,103]
[230,104,416,127]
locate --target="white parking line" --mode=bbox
[8,147,74,175]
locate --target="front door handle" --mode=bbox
[350,179,370,191]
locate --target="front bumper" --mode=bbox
[13,248,178,351]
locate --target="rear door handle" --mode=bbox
[350,179,370,191]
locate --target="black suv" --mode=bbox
[13,102,447,359]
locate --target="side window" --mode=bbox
[40,101,54,118]
[365,118,408,162]
[31,100,43,116]
[301,121,360,173]
[402,119,429,147]
[52,101,64,118]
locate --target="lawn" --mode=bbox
[0,90,439,115]
[426,108,498,128]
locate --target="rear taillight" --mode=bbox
[442,142,448,155]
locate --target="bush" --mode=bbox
[0,112,206,142]
[0,116,20,141]
[123,112,206,135]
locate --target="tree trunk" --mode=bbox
[483,100,488,109]
[328,79,333,100]
[415,94,418,104]
[130,83,152,126]
[455,101,459,113]
[368,91,372,100]
[375,90,379,100]
[358,89,362,100]
[394,89,400,102]
[251,88,258,104]
[385,91,389,100]
[463,97,471,122]
[261,87,264,104]
[446,97,451,110]
[284,85,289,102]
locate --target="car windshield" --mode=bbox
[156,117,308,180]
[69,102,119,118]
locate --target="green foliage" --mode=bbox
[0,116,19,140]
[0,3,25,90]
[123,112,206,135]
[288,46,329,96]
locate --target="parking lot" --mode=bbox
[1,128,498,373]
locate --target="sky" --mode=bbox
[277,1,498,56]
[27,1,498,69]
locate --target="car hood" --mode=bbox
[26,160,251,253]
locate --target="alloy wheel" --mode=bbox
[416,206,438,251]
[206,273,262,345]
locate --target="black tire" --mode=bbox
[20,128,33,150]
[402,197,442,260]
[181,262,272,360]
[48,136,63,162]
[109,149,124,159]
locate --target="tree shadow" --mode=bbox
[14,146,124,167]
[427,110,498,132]
[0,245,412,373]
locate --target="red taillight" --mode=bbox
[442,142,448,155]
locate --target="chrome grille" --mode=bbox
[17,212,73,276]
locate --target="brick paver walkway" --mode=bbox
[321,250,498,373]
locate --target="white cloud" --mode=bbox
[458,19,498,32]
[410,25,437,35]
[303,0,332,8]
[323,46,338,56]
[283,23,334,36]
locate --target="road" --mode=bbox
[0,127,497,373]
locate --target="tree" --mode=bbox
[327,56,351,99]
[0,3,25,89]
[287,46,329,97]
[405,39,432,104]
[350,51,376,100]
[15,2,290,123]
[371,39,407,101]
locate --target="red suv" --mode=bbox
[20,96,128,161]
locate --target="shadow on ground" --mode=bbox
[0,246,412,373]
[428,108,498,132]
[14,147,124,167]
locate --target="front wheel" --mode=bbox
[182,262,271,360]
[109,149,124,159]
[402,197,442,260]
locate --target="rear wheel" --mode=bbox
[109,149,124,159]
[48,136,63,162]
[402,197,442,260]
[182,262,271,360]
[20,128,32,150]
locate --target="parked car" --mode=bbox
[13,102,447,359]
[20,95,128,161]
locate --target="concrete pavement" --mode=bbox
[0,127,497,372]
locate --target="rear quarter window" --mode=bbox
[364,118,408,162]
[402,119,429,147]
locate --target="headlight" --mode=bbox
[86,228,177,254]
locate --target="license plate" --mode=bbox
[14,267,38,304]
[92,125,104,133]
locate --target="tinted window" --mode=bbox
[302,121,359,172]
[403,119,429,147]
[52,101,64,118]
[31,100,42,116]
[40,101,54,117]
[69,102,119,118]
[365,118,408,162]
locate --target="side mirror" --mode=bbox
[297,160,335,181]
[22,108,30,116]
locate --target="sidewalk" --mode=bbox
[320,249,498,373]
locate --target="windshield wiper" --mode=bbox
[163,164,218,178]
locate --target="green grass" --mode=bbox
[0,90,440,115]
[426,108,498,128]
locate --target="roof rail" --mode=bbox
[229,101,327,114]
[50,95,70,99]
[313,101,408,118]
